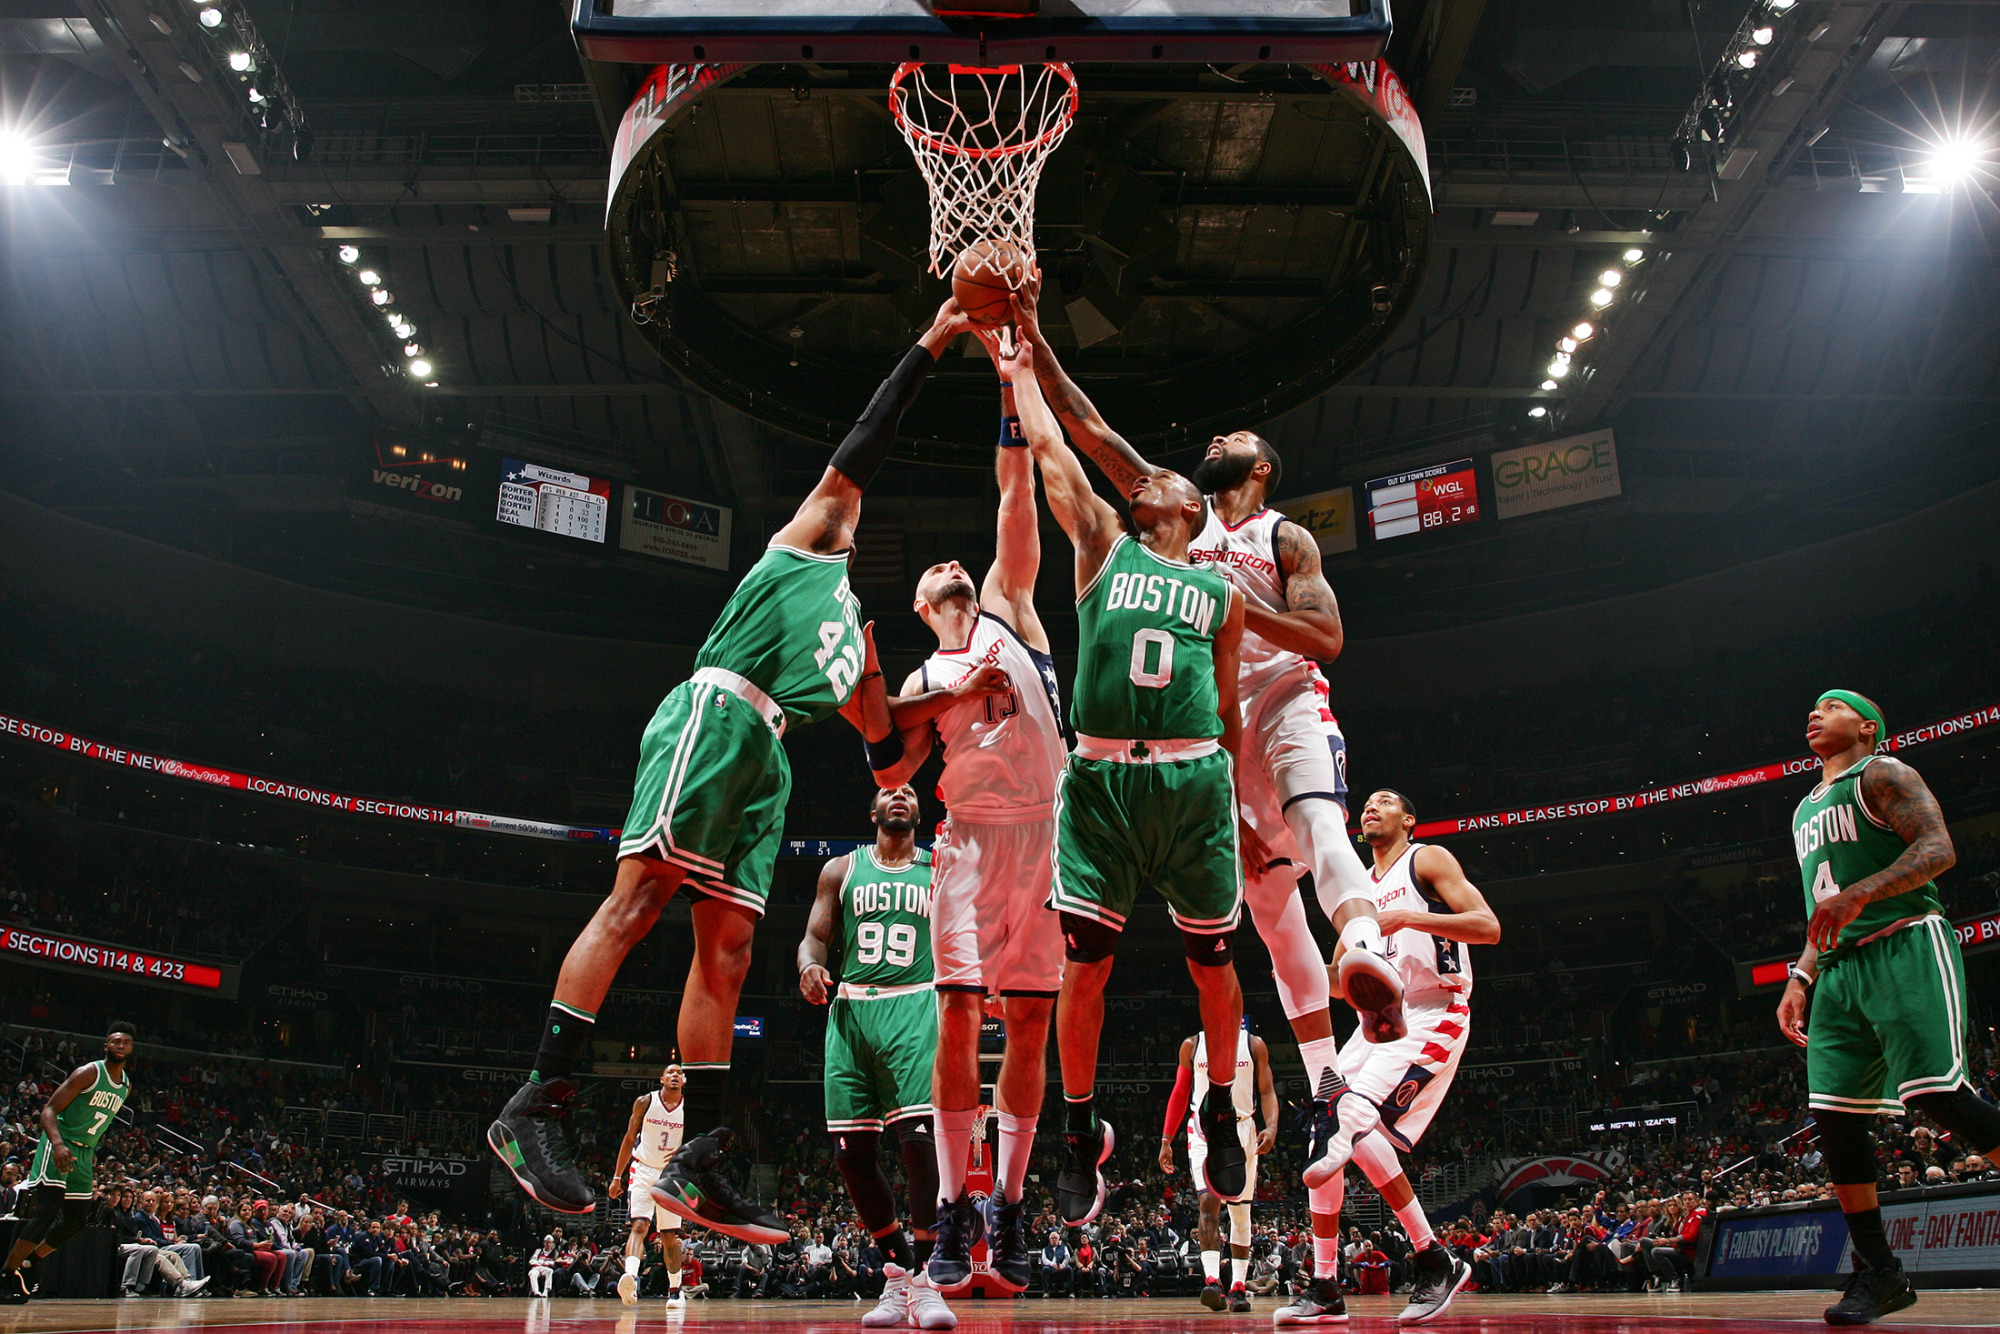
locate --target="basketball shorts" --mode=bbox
[824,986,939,1133]
[1808,915,1970,1114]
[626,1161,682,1231]
[619,676,790,915]
[1049,746,1242,939]
[1335,990,1470,1153]
[931,816,1064,998]
[1188,1122,1260,1198]
[27,1136,94,1198]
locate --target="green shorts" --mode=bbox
[27,1136,94,1198]
[1808,914,1970,1115]
[1048,747,1242,937]
[824,987,938,1132]
[620,677,790,915]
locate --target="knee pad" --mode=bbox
[1181,927,1234,966]
[1906,1087,2000,1152]
[1812,1110,1880,1186]
[1060,912,1120,964]
[1227,1202,1251,1248]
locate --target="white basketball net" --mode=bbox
[889,62,1079,278]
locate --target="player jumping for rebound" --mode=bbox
[871,330,1068,1296]
[2,1021,136,1305]
[608,1065,689,1305]
[487,299,978,1233]
[1160,1021,1276,1314]
[1289,791,1498,1325]
[996,326,1257,1226]
[1779,691,1999,1326]
[798,786,956,1331]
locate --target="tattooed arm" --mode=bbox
[1009,269,1153,495]
[1804,758,1957,951]
[1240,520,1344,661]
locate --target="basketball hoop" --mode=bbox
[889,62,1079,279]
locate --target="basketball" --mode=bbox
[952,239,1028,327]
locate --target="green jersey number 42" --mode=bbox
[816,621,861,700]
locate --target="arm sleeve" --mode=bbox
[1162,1062,1195,1139]
[829,344,936,488]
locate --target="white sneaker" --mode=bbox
[617,1272,639,1306]
[666,1288,686,1305]
[179,1277,213,1297]
[906,1271,958,1331]
[862,1263,910,1328]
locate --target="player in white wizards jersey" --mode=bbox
[1160,1022,1274,1315]
[1286,791,1500,1326]
[876,329,1068,1294]
[609,1065,690,1305]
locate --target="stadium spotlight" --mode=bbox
[1573,321,1595,340]
[0,131,33,185]
[1751,26,1774,45]
[1552,351,1572,368]
[1547,360,1571,378]
[1623,247,1645,263]
[1737,49,1759,69]
[404,342,424,358]
[1558,337,1578,353]
[408,358,433,379]
[1598,270,1623,288]
[1540,379,1558,391]
[247,87,264,104]
[1769,0,1797,10]
[228,51,252,72]
[370,288,392,306]
[336,245,359,264]
[1590,287,1614,308]
[1924,136,1987,187]
[1528,406,1548,418]
[198,6,223,28]
[357,268,380,285]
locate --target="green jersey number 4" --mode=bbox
[816,621,861,700]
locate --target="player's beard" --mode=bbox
[877,812,917,833]
[1191,451,1256,495]
[931,577,976,605]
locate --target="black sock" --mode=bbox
[1845,1207,1895,1270]
[914,1235,934,1266]
[530,1003,595,1084]
[877,1227,914,1270]
[1065,1093,1096,1135]
[1204,1088,1234,1124]
[682,1063,729,1130]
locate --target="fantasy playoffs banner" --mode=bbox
[1706,1186,2000,1279]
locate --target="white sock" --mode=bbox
[623,1255,639,1278]
[934,1106,978,1203]
[1337,913,1384,957]
[1351,1132,1436,1251]
[1201,1250,1221,1283]
[1299,1035,1339,1092]
[1230,1255,1247,1288]
[1313,1235,1341,1279]
[995,1111,1037,1204]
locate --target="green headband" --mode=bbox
[1820,689,1886,748]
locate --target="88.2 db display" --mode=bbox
[1365,458,1479,541]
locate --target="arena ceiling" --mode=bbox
[2,1,1998,649]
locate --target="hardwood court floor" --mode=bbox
[0,1292,1994,1332]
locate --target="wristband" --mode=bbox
[863,729,906,771]
[999,415,1025,449]
[1787,963,1816,988]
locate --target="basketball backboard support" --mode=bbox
[573,1,1392,67]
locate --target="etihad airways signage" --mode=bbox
[1491,429,1621,519]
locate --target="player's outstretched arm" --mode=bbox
[882,665,1013,789]
[1384,845,1502,945]
[1010,273,1152,495]
[1159,1037,1197,1172]
[973,329,1051,651]
[796,855,848,1006]
[1247,520,1344,661]
[606,1095,648,1197]
[1806,757,1957,952]
[770,299,974,556]
[1008,335,1121,591]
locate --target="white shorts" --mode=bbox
[1188,1123,1260,1198]
[930,816,1065,997]
[628,1161,682,1231]
[1335,991,1470,1153]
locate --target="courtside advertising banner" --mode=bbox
[1490,429,1622,519]
[1708,1188,2000,1279]
[620,485,733,570]
[1283,486,1359,555]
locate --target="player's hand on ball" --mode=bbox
[1158,1140,1175,1174]
[1012,264,1044,335]
[1806,888,1864,952]
[930,296,977,342]
[607,1176,624,1199]
[953,664,1012,700]
[1256,1125,1277,1155]
[1776,982,1809,1048]
[800,962,832,1005]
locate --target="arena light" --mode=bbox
[408,358,433,379]
[1590,287,1615,308]
[404,341,424,358]
[1737,49,1759,69]
[198,6,222,28]
[370,288,392,306]
[1623,247,1645,263]
[246,87,264,104]
[0,131,34,185]
[1573,321,1595,340]
[1923,136,1988,188]
[336,244,359,264]
[228,51,253,72]
[1540,379,1558,391]
[1769,0,1797,10]
[357,268,380,285]
[1598,270,1623,288]
[1528,406,1548,418]
[1547,359,1571,378]
[1751,26,1774,45]
[1558,337,1578,353]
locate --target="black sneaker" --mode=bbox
[1058,1117,1114,1225]
[1399,1243,1472,1325]
[1198,1279,1226,1311]
[1824,1259,1917,1326]
[1228,1283,1251,1313]
[1301,1070,1360,1190]
[927,1193,984,1293]
[487,1078,595,1214]
[0,1271,27,1306]
[985,1194,1029,1293]
[650,1127,788,1244]
[1273,1277,1347,1324]
[1198,1098,1247,1202]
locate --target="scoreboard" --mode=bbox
[1365,458,1479,541]
[496,458,611,544]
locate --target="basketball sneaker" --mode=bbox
[0,1270,27,1306]
[1198,1098,1248,1203]
[1229,1283,1252,1313]
[1823,1258,1917,1326]
[1274,1277,1348,1324]
[1399,1243,1472,1324]
[1057,1117,1115,1225]
[1338,944,1407,1044]
[907,1270,958,1331]
[928,1193,984,1293]
[649,1128,788,1244]
[616,1271,638,1306]
[665,1288,686,1307]
[1301,1071,1359,1190]
[1198,1279,1226,1311]
[985,1194,1030,1292]
[487,1078,595,1214]
[861,1263,911,1327]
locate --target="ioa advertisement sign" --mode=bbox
[620,486,732,571]
[1491,429,1622,520]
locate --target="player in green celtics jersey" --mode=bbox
[797,786,955,1330]
[1,1020,136,1305]
[489,298,987,1234]
[992,329,1263,1228]
[1777,690,2000,1326]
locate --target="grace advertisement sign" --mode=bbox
[1491,429,1622,520]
